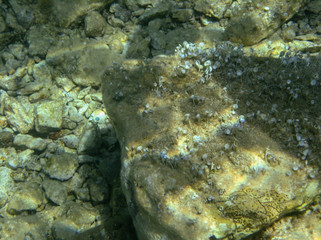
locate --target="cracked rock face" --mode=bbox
[102,42,321,239]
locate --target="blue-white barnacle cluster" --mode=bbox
[175,41,246,83]
[175,41,204,59]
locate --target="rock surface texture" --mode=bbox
[102,42,321,239]
[0,0,321,239]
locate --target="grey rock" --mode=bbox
[0,15,6,33]
[137,0,160,7]
[109,3,131,22]
[61,134,79,149]
[102,51,321,240]
[27,25,55,57]
[28,88,51,103]
[150,31,166,50]
[78,86,91,100]
[5,12,19,30]
[55,76,75,92]
[171,9,193,22]
[0,216,51,240]
[67,104,84,123]
[78,155,97,164]
[194,0,232,19]
[7,182,46,214]
[51,202,98,239]
[224,0,307,45]
[77,121,101,154]
[32,60,52,87]
[14,134,48,151]
[0,131,13,147]
[0,191,7,208]
[308,0,321,14]
[17,149,36,169]
[0,166,14,197]
[35,100,63,133]
[3,94,34,134]
[62,117,78,130]
[17,81,44,96]
[8,43,27,61]
[2,51,21,70]
[74,187,90,201]
[85,11,106,37]
[50,0,113,28]
[42,179,68,205]
[138,1,171,24]
[44,153,79,181]
[88,178,108,204]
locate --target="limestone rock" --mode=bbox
[2,93,34,134]
[0,166,14,202]
[0,216,51,240]
[7,182,46,214]
[194,0,232,19]
[102,42,321,239]
[85,11,107,37]
[44,153,79,181]
[0,131,13,147]
[78,121,102,154]
[50,0,113,28]
[42,179,68,205]
[35,100,63,133]
[14,134,48,151]
[224,0,308,45]
[27,25,56,57]
[47,38,124,87]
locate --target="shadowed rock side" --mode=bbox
[102,42,321,240]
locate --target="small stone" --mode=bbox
[9,44,27,60]
[0,131,13,147]
[78,86,91,99]
[0,16,6,33]
[7,182,46,214]
[44,153,79,181]
[61,134,79,149]
[88,178,108,204]
[14,134,48,151]
[85,11,106,37]
[35,100,63,133]
[32,60,52,86]
[27,25,55,57]
[77,121,101,154]
[0,116,8,128]
[42,179,68,205]
[55,76,75,92]
[67,105,84,123]
[3,95,34,134]
[171,9,193,23]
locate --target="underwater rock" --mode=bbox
[2,93,34,134]
[42,179,68,206]
[85,11,107,37]
[102,42,321,239]
[7,182,46,214]
[0,131,13,147]
[77,121,102,154]
[194,0,232,19]
[35,100,63,133]
[49,0,113,28]
[44,153,79,181]
[13,134,48,151]
[0,215,51,240]
[224,0,308,45]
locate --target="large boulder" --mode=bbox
[102,42,321,239]
[224,0,309,45]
